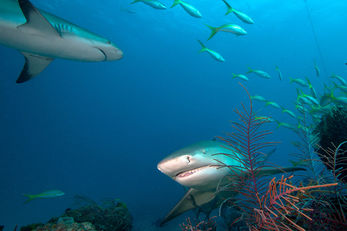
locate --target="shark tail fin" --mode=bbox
[205,24,218,40]
[171,0,181,8]
[23,194,36,203]
[197,40,207,53]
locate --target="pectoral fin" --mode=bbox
[17,0,60,37]
[17,52,53,83]
[160,188,216,226]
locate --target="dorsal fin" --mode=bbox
[16,52,53,83]
[17,0,60,37]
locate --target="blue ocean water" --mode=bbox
[0,0,346,230]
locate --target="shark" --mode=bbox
[157,140,305,225]
[0,0,123,83]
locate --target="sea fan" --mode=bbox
[180,216,216,231]
[252,175,337,231]
[217,83,277,222]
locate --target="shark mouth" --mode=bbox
[176,165,214,178]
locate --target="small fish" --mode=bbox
[275,121,295,129]
[319,93,334,107]
[265,101,281,109]
[221,0,254,24]
[309,105,331,116]
[205,24,247,40]
[171,0,202,18]
[131,0,167,9]
[247,67,271,79]
[232,73,248,81]
[290,159,310,167]
[197,40,224,62]
[330,74,346,86]
[251,95,266,102]
[24,190,65,203]
[333,82,347,94]
[297,123,310,133]
[334,96,347,105]
[275,65,283,80]
[305,77,317,98]
[282,109,296,119]
[297,90,319,106]
[255,116,273,122]
[290,77,308,87]
[314,61,320,77]
[295,104,308,114]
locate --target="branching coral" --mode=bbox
[180,216,216,231]
[218,84,277,212]
[252,175,337,231]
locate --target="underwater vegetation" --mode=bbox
[214,84,338,230]
[314,105,347,183]
[21,196,132,231]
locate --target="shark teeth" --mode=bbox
[176,166,210,178]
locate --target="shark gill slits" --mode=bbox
[54,24,72,34]
[96,48,107,61]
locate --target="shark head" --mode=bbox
[157,140,241,191]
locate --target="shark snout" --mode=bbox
[157,155,193,177]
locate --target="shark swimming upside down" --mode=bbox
[157,140,305,225]
[0,0,123,83]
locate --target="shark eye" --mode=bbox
[186,156,191,164]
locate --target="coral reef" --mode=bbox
[314,105,347,183]
[32,217,96,231]
[20,223,44,231]
[21,197,132,231]
[50,197,132,231]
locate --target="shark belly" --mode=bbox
[0,21,105,62]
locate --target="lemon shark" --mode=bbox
[157,140,305,225]
[0,0,123,83]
